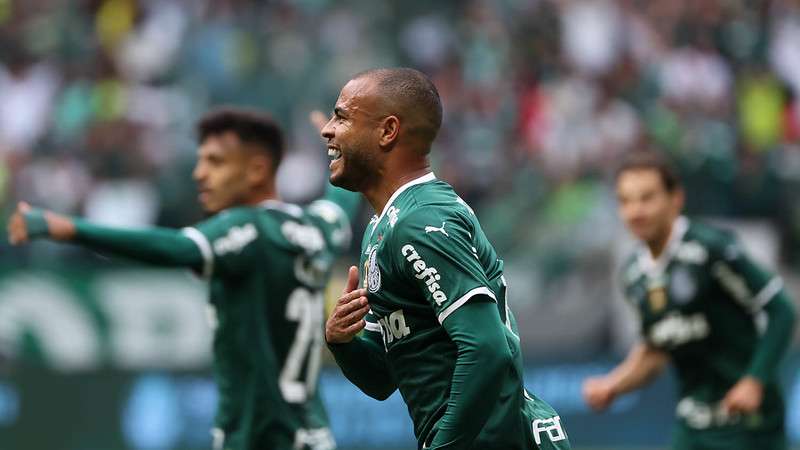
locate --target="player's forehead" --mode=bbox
[198,131,244,156]
[335,77,381,116]
[616,168,666,193]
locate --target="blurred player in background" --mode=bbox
[583,151,796,450]
[7,107,360,450]
[322,67,570,450]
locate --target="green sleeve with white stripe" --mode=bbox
[712,235,797,382]
[391,207,495,322]
[72,219,204,269]
[186,207,261,278]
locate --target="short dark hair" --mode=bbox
[353,67,443,149]
[615,150,681,192]
[197,107,284,170]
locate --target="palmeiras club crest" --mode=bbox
[367,247,381,293]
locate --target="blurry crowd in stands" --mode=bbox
[3,0,800,273]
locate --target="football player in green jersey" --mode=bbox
[8,107,360,450]
[582,151,796,450]
[320,67,570,450]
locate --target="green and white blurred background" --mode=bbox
[2,0,800,449]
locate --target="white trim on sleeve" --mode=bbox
[437,286,497,324]
[752,277,783,311]
[364,321,382,332]
[182,227,214,278]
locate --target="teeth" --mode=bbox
[328,148,342,160]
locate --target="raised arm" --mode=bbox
[8,202,203,269]
[325,266,397,400]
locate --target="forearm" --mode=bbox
[327,333,396,400]
[607,343,668,395]
[73,219,204,269]
[747,292,796,382]
[430,301,511,449]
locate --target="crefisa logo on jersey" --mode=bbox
[367,247,381,293]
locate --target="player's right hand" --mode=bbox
[7,201,75,244]
[582,376,617,411]
[325,266,370,344]
[7,202,35,245]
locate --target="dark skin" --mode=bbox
[322,75,435,344]
[8,131,277,243]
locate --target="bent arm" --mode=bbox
[747,290,796,382]
[605,342,669,395]
[327,328,397,400]
[429,300,513,449]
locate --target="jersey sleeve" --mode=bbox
[182,208,261,278]
[710,233,783,314]
[391,206,496,324]
[307,185,360,255]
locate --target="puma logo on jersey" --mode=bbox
[650,312,709,348]
[214,223,257,255]
[532,416,567,445]
[401,244,448,305]
[378,309,412,344]
[424,222,449,237]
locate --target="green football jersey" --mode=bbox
[621,216,786,434]
[359,173,568,449]
[182,198,351,450]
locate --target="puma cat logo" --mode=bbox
[424,222,449,237]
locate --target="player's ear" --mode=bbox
[378,115,400,150]
[247,153,273,186]
[672,187,685,212]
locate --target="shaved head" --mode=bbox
[352,67,442,151]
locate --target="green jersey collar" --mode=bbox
[637,215,689,276]
[371,172,437,232]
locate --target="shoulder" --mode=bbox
[683,219,739,261]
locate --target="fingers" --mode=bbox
[334,291,368,316]
[7,211,28,245]
[343,265,360,294]
[341,319,366,336]
[341,302,370,324]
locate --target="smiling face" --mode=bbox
[616,168,683,247]
[193,132,262,213]
[320,77,385,192]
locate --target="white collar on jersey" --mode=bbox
[371,172,437,231]
[259,199,303,218]
[636,215,689,276]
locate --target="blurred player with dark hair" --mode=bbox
[583,151,796,450]
[8,107,360,450]
[322,67,570,450]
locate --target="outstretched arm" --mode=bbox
[325,266,397,400]
[8,202,204,270]
[583,342,669,411]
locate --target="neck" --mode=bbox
[364,163,431,215]
[647,217,677,259]
[245,185,279,206]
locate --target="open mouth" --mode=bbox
[328,146,342,162]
